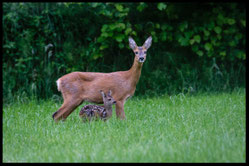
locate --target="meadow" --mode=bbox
[3,89,245,163]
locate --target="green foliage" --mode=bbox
[157,3,167,11]
[2,3,246,102]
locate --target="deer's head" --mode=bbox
[100,90,116,106]
[129,36,152,63]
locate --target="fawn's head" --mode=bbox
[100,90,116,106]
[129,36,152,63]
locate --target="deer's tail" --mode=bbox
[56,79,61,92]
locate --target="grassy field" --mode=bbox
[3,89,245,163]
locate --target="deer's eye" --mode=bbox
[135,52,138,54]
[144,51,147,54]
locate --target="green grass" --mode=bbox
[3,89,245,163]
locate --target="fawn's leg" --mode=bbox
[115,100,126,120]
[52,98,83,122]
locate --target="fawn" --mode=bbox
[79,90,116,122]
[53,36,152,122]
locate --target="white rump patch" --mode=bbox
[56,79,61,91]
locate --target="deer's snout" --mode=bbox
[113,100,116,104]
[139,57,144,61]
[139,57,145,63]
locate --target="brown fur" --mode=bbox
[79,90,116,122]
[52,36,152,122]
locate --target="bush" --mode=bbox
[2,2,246,102]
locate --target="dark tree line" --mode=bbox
[3,2,246,102]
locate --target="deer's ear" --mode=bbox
[108,90,112,96]
[129,37,137,50]
[143,36,152,50]
[100,90,106,98]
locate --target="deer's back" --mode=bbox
[57,71,135,103]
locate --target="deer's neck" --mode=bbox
[104,105,113,111]
[104,105,113,115]
[128,57,143,86]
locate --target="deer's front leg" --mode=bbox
[115,100,126,120]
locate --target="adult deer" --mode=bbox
[52,36,152,122]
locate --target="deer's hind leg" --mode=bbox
[52,93,84,122]
[53,79,86,122]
